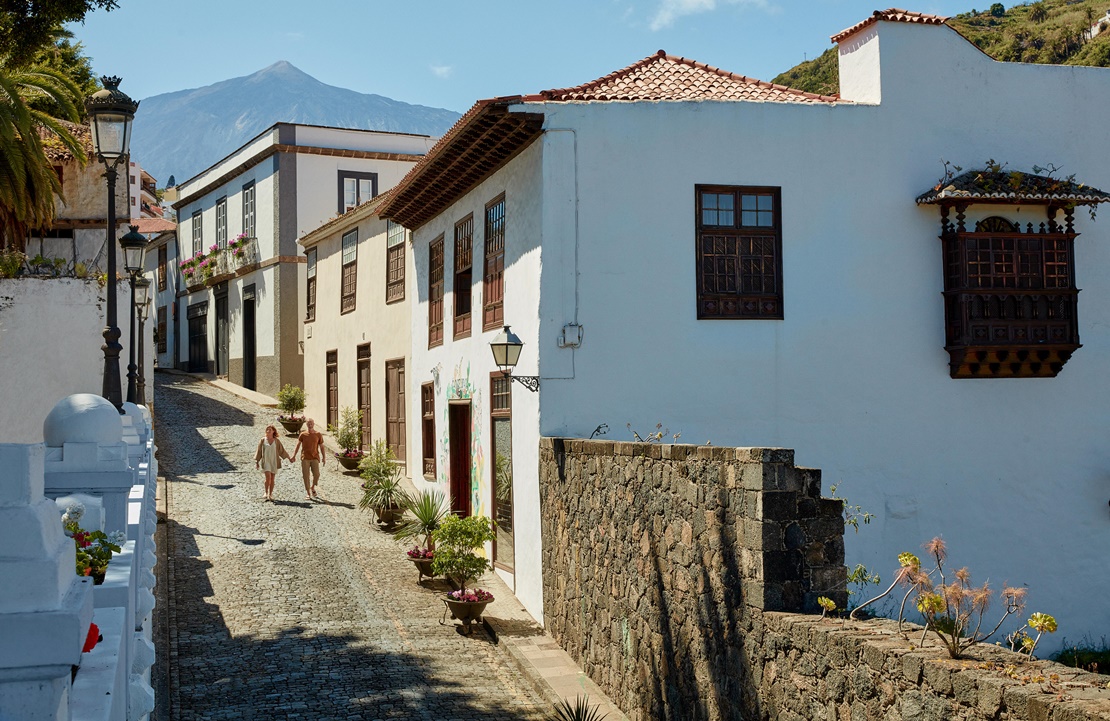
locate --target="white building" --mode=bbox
[171,123,434,395]
[381,9,1110,647]
[140,224,178,371]
[298,195,415,464]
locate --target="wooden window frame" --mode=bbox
[454,214,474,339]
[490,371,513,572]
[157,245,167,291]
[695,184,784,320]
[156,306,167,354]
[482,194,505,331]
[215,196,228,248]
[191,210,203,256]
[338,170,378,214]
[421,382,435,479]
[386,220,406,304]
[241,181,256,239]
[305,247,317,322]
[428,235,444,348]
[341,229,357,315]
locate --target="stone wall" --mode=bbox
[539,438,847,720]
[538,438,1110,721]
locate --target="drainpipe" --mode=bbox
[542,127,582,379]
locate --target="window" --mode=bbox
[454,215,473,339]
[191,210,203,256]
[429,236,444,347]
[386,220,406,303]
[215,197,227,248]
[305,248,317,321]
[242,182,256,239]
[695,185,783,320]
[341,229,357,314]
[326,350,338,430]
[421,383,435,478]
[156,306,167,354]
[386,359,406,468]
[483,194,505,330]
[491,372,514,572]
[338,171,377,214]
[157,246,167,291]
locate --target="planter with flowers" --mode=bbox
[62,503,123,584]
[431,514,497,633]
[359,440,406,527]
[275,384,307,434]
[330,406,364,470]
[229,233,254,271]
[394,489,448,581]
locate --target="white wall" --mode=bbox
[529,22,1110,649]
[410,140,545,620]
[293,126,436,156]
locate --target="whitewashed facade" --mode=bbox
[171,123,433,396]
[383,13,1110,647]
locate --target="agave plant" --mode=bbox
[552,695,607,721]
[393,489,448,550]
[358,471,405,512]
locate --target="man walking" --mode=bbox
[290,418,326,501]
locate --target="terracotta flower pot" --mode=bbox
[443,596,492,634]
[374,504,403,527]
[278,417,305,435]
[335,452,363,471]
[408,555,436,581]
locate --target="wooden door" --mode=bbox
[448,402,471,517]
[326,350,338,430]
[242,285,256,390]
[215,294,229,376]
[357,344,371,449]
[385,359,406,466]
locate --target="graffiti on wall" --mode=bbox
[434,359,487,518]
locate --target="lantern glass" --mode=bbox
[490,325,524,369]
[119,226,147,274]
[134,277,151,307]
[91,112,131,161]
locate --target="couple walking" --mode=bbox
[254,419,327,501]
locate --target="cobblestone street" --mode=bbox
[152,372,547,720]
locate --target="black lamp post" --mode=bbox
[490,325,539,392]
[120,225,148,404]
[86,77,139,412]
[134,277,151,406]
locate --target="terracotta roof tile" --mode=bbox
[37,120,93,162]
[134,217,176,234]
[916,170,1110,205]
[535,50,840,104]
[831,8,949,43]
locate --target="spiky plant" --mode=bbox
[552,695,608,721]
[393,489,448,550]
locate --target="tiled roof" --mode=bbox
[916,170,1110,205]
[37,120,93,162]
[299,191,392,248]
[831,9,949,43]
[534,50,840,103]
[134,217,176,234]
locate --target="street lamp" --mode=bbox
[119,225,148,404]
[489,325,539,392]
[86,76,139,411]
[134,277,152,406]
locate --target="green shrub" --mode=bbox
[0,249,25,278]
[329,406,362,453]
[430,514,496,590]
[275,384,306,418]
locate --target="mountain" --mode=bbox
[130,61,461,186]
[771,0,1110,96]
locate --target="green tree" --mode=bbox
[0,0,118,66]
[990,3,1005,18]
[1029,2,1048,23]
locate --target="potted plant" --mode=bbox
[275,384,307,434]
[431,514,497,633]
[394,489,448,581]
[358,441,406,525]
[330,406,363,470]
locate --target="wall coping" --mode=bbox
[542,436,795,463]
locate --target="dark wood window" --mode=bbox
[338,171,377,214]
[215,196,227,248]
[695,185,783,320]
[341,229,357,314]
[357,344,372,450]
[385,359,406,468]
[941,210,1080,378]
[490,372,514,572]
[386,220,406,304]
[156,306,167,354]
[326,350,338,430]
[305,248,317,321]
[483,194,505,331]
[157,245,167,291]
[242,182,256,239]
[191,210,202,256]
[428,236,444,348]
[454,214,473,339]
[421,383,435,478]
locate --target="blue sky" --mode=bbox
[71,1,973,112]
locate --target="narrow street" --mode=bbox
[151,372,547,720]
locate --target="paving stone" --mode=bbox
[154,372,547,720]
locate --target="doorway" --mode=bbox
[448,402,472,517]
[357,344,371,449]
[186,301,208,373]
[214,288,229,377]
[242,284,256,390]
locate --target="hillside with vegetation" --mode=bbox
[771,0,1110,95]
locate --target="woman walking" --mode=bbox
[255,425,290,501]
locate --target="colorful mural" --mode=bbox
[435,359,487,519]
